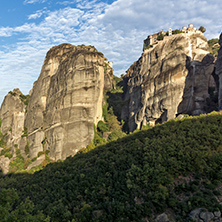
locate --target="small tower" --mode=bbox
[168,28,172,36]
[149,35,153,45]
[182,26,187,33]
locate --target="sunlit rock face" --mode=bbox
[122,32,215,132]
[24,44,113,160]
[0,88,26,154]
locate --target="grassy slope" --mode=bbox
[1,112,222,221]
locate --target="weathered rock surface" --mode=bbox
[0,44,113,161]
[216,33,222,109]
[0,156,10,174]
[122,32,215,131]
[0,88,26,152]
[24,44,113,160]
[27,154,45,170]
[187,208,222,222]
[155,213,171,222]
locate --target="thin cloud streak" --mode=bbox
[24,0,47,4]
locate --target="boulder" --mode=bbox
[187,208,202,220]
[0,156,10,174]
[155,213,170,222]
[199,211,214,222]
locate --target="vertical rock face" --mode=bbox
[0,44,113,162]
[0,89,26,152]
[216,33,222,109]
[123,32,215,132]
[24,44,112,160]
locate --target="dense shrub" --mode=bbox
[208,38,220,56]
[25,140,29,155]
[4,152,13,159]
[9,149,25,173]
[97,121,109,134]
[157,33,164,41]
[144,44,153,51]
[19,94,30,106]
[1,112,222,221]
[172,29,182,34]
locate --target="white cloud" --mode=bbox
[1,0,222,104]
[28,7,48,19]
[24,0,46,4]
[56,0,80,5]
[0,27,14,37]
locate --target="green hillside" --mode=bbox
[1,112,222,221]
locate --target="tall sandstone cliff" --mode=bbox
[216,33,222,109]
[122,32,215,132]
[0,44,113,161]
[0,89,27,154]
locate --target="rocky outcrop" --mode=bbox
[153,208,222,222]
[27,154,45,170]
[0,88,26,154]
[0,156,10,174]
[187,208,222,222]
[24,44,113,160]
[122,32,215,131]
[216,33,222,109]
[155,213,172,222]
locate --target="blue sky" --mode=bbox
[0,0,222,104]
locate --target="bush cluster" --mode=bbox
[1,112,222,221]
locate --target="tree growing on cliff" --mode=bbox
[172,29,182,34]
[157,33,164,41]
[199,26,206,33]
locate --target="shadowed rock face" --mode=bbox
[19,44,113,160]
[216,33,222,109]
[122,32,215,132]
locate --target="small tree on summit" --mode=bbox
[157,33,164,41]
[199,26,206,33]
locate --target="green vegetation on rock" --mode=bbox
[9,149,25,173]
[19,94,30,106]
[199,26,206,33]
[1,112,222,221]
[208,38,220,57]
[25,140,29,155]
[172,29,182,34]
[21,126,28,138]
[91,76,127,148]
[157,33,164,41]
